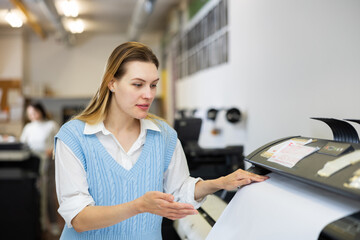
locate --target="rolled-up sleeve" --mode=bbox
[55,139,95,228]
[163,140,206,209]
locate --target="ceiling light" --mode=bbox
[67,19,84,34]
[144,0,155,13]
[59,0,79,17]
[5,10,23,28]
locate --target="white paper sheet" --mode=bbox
[206,173,360,240]
[268,143,319,168]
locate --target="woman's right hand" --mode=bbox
[136,191,198,220]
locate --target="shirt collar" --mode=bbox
[84,118,161,135]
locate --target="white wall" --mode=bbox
[25,32,163,98]
[0,30,23,79]
[176,0,360,155]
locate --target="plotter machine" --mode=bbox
[207,118,360,240]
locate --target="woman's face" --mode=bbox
[109,61,159,120]
[27,106,42,122]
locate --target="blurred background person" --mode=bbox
[20,102,60,235]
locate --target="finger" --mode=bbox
[166,202,195,210]
[167,209,198,216]
[167,214,191,220]
[248,174,269,182]
[166,209,198,220]
[249,171,269,179]
[156,192,174,202]
[237,178,252,187]
[239,170,269,181]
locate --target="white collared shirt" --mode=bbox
[55,119,203,227]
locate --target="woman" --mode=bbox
[21,102,59,157]
[55,42,268,239]
[21,102,59,232]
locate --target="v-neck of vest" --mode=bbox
[93,130,155,179]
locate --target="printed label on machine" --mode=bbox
[261,138,315,158]
[267,141,319,168]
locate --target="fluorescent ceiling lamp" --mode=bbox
[5,10,23,28]
[59,0,79,17]
[67,19,84,33]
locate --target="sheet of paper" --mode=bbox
[206,173,360,240]
[261,138,313,158]
[267,141,319,168]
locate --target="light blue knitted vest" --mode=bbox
[55,119,177,240]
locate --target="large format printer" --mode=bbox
[206,118,360,240]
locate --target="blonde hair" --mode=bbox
[74,42,159,124]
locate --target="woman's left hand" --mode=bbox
[219,169,269,191]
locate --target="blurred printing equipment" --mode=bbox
[0,140,41,239]
[174,117,244,188]
[173,117,244,239]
